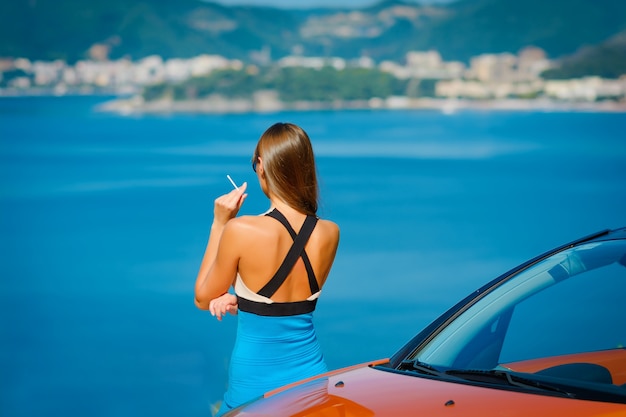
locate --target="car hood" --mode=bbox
[228,361,626,416]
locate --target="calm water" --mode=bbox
[1,96,625,416]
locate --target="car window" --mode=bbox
[499,260,626,363]
[414,240,626,372]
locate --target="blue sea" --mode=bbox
[1,95,625,416]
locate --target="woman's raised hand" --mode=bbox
[213,182,247,225]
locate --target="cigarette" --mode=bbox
[227,174,239,190]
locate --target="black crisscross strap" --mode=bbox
[258,210,319,297]
[237,209,320,317]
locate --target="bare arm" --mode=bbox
[318,221,340,286]
[194,182,247,309]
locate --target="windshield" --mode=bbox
[406,239,626,400]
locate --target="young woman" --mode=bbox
[194,122,340,415]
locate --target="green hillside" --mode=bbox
[1,0,625,68]
[0,0,300,62]
[543,31,626,79]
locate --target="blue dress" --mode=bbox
[215,209,328,416]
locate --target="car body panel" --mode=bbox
[233,366,626,416]
[263,359,391,398]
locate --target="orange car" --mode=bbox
[224,227,626,416]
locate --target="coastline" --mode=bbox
[2,89,626,113]
[95,94,626,114]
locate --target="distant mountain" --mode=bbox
[421,0,626,62]
[1,0,302,62]
[2,0,625,66]
[542,31,626,79]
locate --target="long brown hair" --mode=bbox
[254,123,319,216]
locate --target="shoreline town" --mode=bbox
[2,48,625,113]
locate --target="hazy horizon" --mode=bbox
[212,0,457,9]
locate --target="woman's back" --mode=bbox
[229,207,339,302]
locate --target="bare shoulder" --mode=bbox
[226,215,263,231]
[225,214,276,237]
